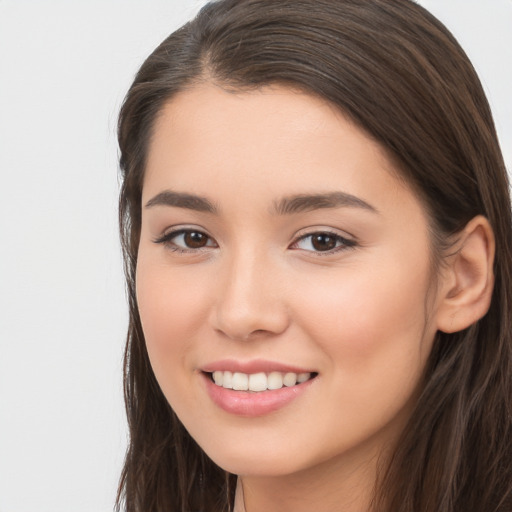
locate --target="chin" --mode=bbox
[209,451,305,478]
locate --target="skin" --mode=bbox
[136,83,454,512]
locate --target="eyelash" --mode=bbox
[153,229,217,254]
[291,230,357,255]
[153,228,357,255]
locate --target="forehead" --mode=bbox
[143,83,421,219]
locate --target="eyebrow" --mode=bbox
[145,190,217,213]
[144,190,377,216]
[272,192,378,215]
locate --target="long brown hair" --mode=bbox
[116,1,512,511]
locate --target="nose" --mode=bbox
[209,249,290,341]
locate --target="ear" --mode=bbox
[436,215,495,334]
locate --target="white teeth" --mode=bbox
[248,372,267,392]
[267,371,283,390]
[283,372,297,387]
[222,371,233,389]
[213,371,223,386]
[297,372,310,383]
[211,370,313,391]
[232,372,249,391]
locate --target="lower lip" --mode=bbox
[202,373,315,417]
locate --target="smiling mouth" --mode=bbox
[206,370,318,392]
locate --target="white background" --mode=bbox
[0,1,510,511]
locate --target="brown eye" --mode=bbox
[310,233,337,251]
[154,229,216,252]
[292,231,356,254]
[183,231,209,248]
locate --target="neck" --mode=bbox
[238,444,383,512]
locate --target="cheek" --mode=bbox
[296,257,435,405]
[135,258,210,381]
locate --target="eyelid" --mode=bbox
[290,228,357,254]
[152,225,357,255]
[153,226,218,252]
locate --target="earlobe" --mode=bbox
[436,215,495,334]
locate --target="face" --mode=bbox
[136,83,445,478]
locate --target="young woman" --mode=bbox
[116,1,512,511]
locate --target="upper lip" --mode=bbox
[200,359,316,375]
